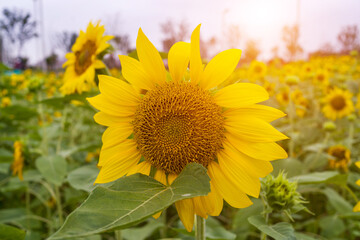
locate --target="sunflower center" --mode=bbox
[317,74,324,81]
[74,40,97,75]
[254,65,263,73]
[133,82,225,174]
[330,95,346,110]
[331,148,346,161]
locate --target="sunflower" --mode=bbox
[353,161,360,212]
[248,60,267,82]
[12,141,24,181]
[321,88,354,120]
[327,145,351,172]
[87,25,288,232]
[276,87,290,106]
[61,22,113,95]
[313,69,329,87]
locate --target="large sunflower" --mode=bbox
[61,22,113,95]
[321,87,354,120]
[87,25,288,231]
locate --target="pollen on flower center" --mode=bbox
[330,95,346,110]
[75,40,97,75]
[133,82,225,174]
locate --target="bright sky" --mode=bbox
[0,0,359,64]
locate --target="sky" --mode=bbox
[0,0,359,64]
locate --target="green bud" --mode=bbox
[347,114,356,121]
[323,121,336,131]
[285,75,300,86]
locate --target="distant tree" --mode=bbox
[271,46,279,59]
[45,52,58,71]
[224,24,241,49]
[113,34,130,54]
[160,20,189,52]
[55,31,77,53]
[282,25,303,61]
[242,40,260,63]
[337,25,359,54]
[308,42,336,58]
[0,8,37,57]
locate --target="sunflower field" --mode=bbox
[1,15,360,240]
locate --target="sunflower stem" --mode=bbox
[115,230,122,240]
[195,215,206,240]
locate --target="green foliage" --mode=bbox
[0,224,26,240]
[35,155,67,186]
[49,163,210,239]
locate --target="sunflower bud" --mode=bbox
[262,172,307,217]
[323,121,336,131]
[347,114,356,121]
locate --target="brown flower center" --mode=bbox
[330,95,346,110]
[133,82,225,174]
[74,40,97,75]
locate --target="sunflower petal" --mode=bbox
[119,55,154,90]
[192,197,208,219]
[99,139,138,166]
[168,41,191,82]
[126,161,152,176]
[200,49,241,90]
[214,83,269,108]
[98,75,140,106]
[101,124,133,149]
[226,134,288,160]
[175,199,195,232]
[94,112,133,127]
[225,116,289,142]
[136,28,166,85]
[224,104,286,122]
[208,162,253,208]
[87,94,136,117]
[190,24,203,84]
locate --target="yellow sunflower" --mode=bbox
[61,22,113,95]
[353,161,360,212]
[12,141,24,181]
[321,88,354,120]
[327,145,351,172]
[87,25,288,232]
[313,69,329,87]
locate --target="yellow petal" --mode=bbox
[101,124,133,149]
[225,116,289,142]
[136,28,166,85]
[95,150,140,183]
[98,75,140,106]
[199,181,223,216]
[221,140,273,178]
[192,197,208,219]
[119,55,154,90]
[190,24,203,84]
[152,211,162,219]
[214,83,269,108]
[224,104,286,123]
[99,139,138,166]
[87,94,136,117]
[168,41,191,82]
[356,179,360,186]
[175,199,195,232]
[355,161,360,169]
[168,173,177,184]
[200,49,242,90]
[94,112,133,127]
[126,161,152,176]
[154,169,167,185]
[218,150,261,197]
[226,134,288,161]
[354,201,360,212]
[94,60,106,69]
[208,162,253,208]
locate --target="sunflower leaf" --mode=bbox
[48,163,210,239]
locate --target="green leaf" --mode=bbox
[67,165,99,192]
[248,215,296,240]
[122,219,163,240]
[0,105,38,121]
[319,215,345,237]
[0,208,27,223]
[0,148,13,162]
[35,155,67,186]
[0,224,26,240]
[49,163,210,239]
[322,188,353,213]
[290,171,347,186]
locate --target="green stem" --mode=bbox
[345,185,358,202]
[347,121,354,152]
[115,230,122,240]
[54,186,63,225]
[260,193,269,240]
[56,106,68,155]
[287,89,295,158]
[310,132,330,170]
[195,215,206,240]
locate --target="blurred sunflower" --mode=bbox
[61,22,113,95]
[12,141,24,181]
[276,87,290,106]
[322,88,354,120]
[87,25,288,231]
[313,69,329,87]
[248,60,267,82]
[327,145,351,172]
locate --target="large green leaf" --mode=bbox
[0,224,26,240]
[290,171,347,186]
[319,215,345,237]
[121,219,163,240]
[35,155,67,186]
[67,165,99,192]
[248,215,296,240]
[49,163,210,239]
[322,188,353,213]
